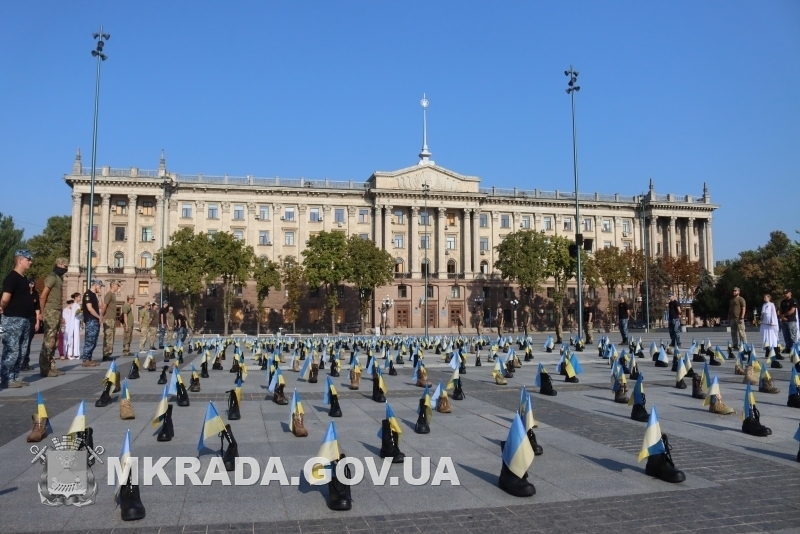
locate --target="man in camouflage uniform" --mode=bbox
[101,280,120,361]
[138,302,151,353]
[38,258,68,377]
[148,302,159,350]
[121,295,135,356]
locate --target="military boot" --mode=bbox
[189,376,201,393]
[176,383,190,407]
[292,413,308,437]
[388,360,397,376]
[527,428,544,456]
[676,377,687,389]
[329,394,342,417]
[743,366,758,386]
[614,384,629,404]
[157,405,174,441]
[120,399,136,420]
[309,364,319,384]
[349,369,360,390]
[788,391,800,409]
[452,379,465,400]
[498,440,536,497]
[631,393,650,422]
[414,398,430,434]
[200,361,209,378]
[436,395,452,413]
[475,353,481,366]
[220,424,239,471]
[77,428,96,466]
[26,414,48,442]
[119,473,147,521]
[157,366,168,385]
[128,362,140,380]
[692,375,706,399]
[273,384,289,405]
[645,434,686,483]
[379,419,405,463]
[327,454,353,511]
[95,381,113,407]
[742,405,771,437]
[372,374,386,403]
[709,395,735,415]
[759,376,780,394]
[226,389,241,420]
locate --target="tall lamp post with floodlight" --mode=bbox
[85,28,109,286]
[565,66,583,342]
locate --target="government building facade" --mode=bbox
[63,147,718,333]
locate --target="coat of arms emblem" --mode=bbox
[30,434,104,506]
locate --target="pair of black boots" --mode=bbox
[372,372,385,403]
[645,433,686,483]
[227,389,241,420]
[742,405,772,437]
[539,372,557,396]
[379,420,405,463]
[414,399,430,434]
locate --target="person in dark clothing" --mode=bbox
[158,301,169,349]
[20,279,40,371]
[668,293,681,348]
[80,279,104,366]
[0,249,34,388]
[618,296,630,344]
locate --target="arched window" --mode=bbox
[90,251,98,268]
[395,258,404,273]
[421,258,430,276]
[113,252,124,268]
[140,252,152,268]
[480,260,489,274]
[447,259,456,274]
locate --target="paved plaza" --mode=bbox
[1,331,799,534]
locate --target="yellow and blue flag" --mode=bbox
[115,429,133,489]
[714,346,725,363]
[449,351,460,371]
[198,402,227,452]
[104,360,118,385]
[742,382,756,421]
[446,368,458,391]
[36,391,53,432]
[629,374,645,406]
[657,347,668,364]
[701,362,712,392]
[638,406,666,462]
[378,402,403,442]
[794,423,800,443]
[365,355,375,375]
[67,400,86,436]
[431,381,444,407]
[534,363,548,387]
[521,392,535,431]
[268,367,285,393]
[152,385,169,428]
[323,376,337,405]
[376,367,387,394]
[543,336,554,350]
[492,357,505,380]
[649,341,658,358]
[417,385,433,420]
[676,357,687,382]
[790,367,800,396]
[683,353,693,373]
[289,389,304,431]
[121,378,131,401]
[299,354,312,380]
[191,364,199,381]
[144,351,155,368]
[316,421,340,466]
[412,359,422,382]
[167,366,179,396]
[704,375,721,406]
[502,413,535,478]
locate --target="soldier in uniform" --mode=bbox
[496,305,504,334]
[148,302,159,350]
[475,307,484,335]
[37,258,68,377]
[138,302,151,353]
[456,312,463,335]
[121,295,135,357]
[101,280,120,361]
[521,305,531,337]
[1,249,35,388]
[166,305,176,346]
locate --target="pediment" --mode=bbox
[368,164,480,194]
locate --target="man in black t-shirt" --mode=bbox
[667,293,681,348]
[583,305,594,343]
[618,296,630,344]
[175,310,188,344]
[20,279,41,371]
[779,289,798,351]
[80,279,104,366]
[0,249,34,388]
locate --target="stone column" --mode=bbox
[168,200,178,244]
[272,203,280,258]
[374,205,383,247]
[491,211,500,273]
[410,206,420,278]
[383,205,393,254]
[668,216,677,257]
[220,201,230,231]
[155,195,165,259]
[98,193,111,269]
[347,206,356,235]
[69,193,82,270]
[649,215,658,257]
[706,217,714,271]
[247,203,257,246]
[472,209,481,276]
[686,217,695,259]
[463,209,472,277]
[437,207,446,277]
[194,200,205,234]
[126,194,137,273]
[632,217,640,251]
[297,205,308,254]
[614,216,621,248]
[322,205,332,233]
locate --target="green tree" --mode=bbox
[580,251,601,299]
[594,246,628,327]
[0,213,24,276]
[346,235,395,333]
[544,236,578,338]
[622,248,646,319]
[646,258,673,324]
[692,268,718,322]
[494,230,549,306]
[302,231,350,333]
[25,215,72,280]
[253,255,281,335]
[280,256,306,334]
[154,228,209,330]
[204,232,255,336]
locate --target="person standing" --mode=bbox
[80,279,104,366]
[60,299,73,360]
[521,305,531,337]
[19,279,41,372]
[496,305,504,334]
[668,293,681,348]
[175,308,187,344]
[728,287,747,351]
[138,302,151,353]
[37,258,68,376]
[475,307,484,335]
[583,304,594,344]
[166,305,176,346]
[455,312,463,336]
[101,280,120,361]
[0,250,35,388]
[158,300,169,349]
[121,295,135,357]
[779,289,797,351]
[760,294,779,354]
[149,302,159,350]
[66,293,82,359]
[618,295,630,345]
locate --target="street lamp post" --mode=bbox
[160,179,169,307]
[565,66,583,342]
[380,296,394,335]
[85,28,109,286]
[422,181,430,339]
[510,299,519,333]
[639,194,651,332]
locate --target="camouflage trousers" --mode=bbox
[82,320,100,361]
[102,320,116,357]
[39,308,61,376]
[584,321,594,343]
[123,326,133,355]
[139,326,157,352]
[1,316,30,384]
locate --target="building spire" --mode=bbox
[649,177,654,192]
[418,94,434,165]
[73,147,82,174]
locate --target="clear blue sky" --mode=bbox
[1,1,798,261]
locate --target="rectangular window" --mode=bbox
[334,209,345,224]
[568,287,576,299]
[584,238,594,253]
[446,236,456,249]
[337,285,345,298]
[141,227,153,242]
[115,200,128,215]
[480,237,489,251]
[92,225,99,241]
[259,206,270,220]
[205,308,216,323]
[114,226,126,241]
[284,208,295,221]
[446,213,456,226]
[604,241,613,249]
[181,204,192,218]
[207,286,217,297]
[622,220,631,234]
[588,287,596,299]
[394,210,404,225]
[233,230,244,241]
[451,286,460,298]
[359,209,369,223]
[426,285,434,298]
[500,214,510,228]
[207,229,217,237]
[310,208,321,222]
[583,218,593,231]
[602,219,612,232]
[394,234,404,248]
[547,287,555,299]
[420,234,430,249]
[544,217,552,231]
[563,217,573,231]
[521,216,530,229]
[359,233,369,240]
[420,211,430,226]
[483,286,490,299]
[93,200,100,215]
[309,308,321,322]
[259,231,271,245]
[398,285,407,298]
[141,201,154,216]
[233,284,243,297]
[137,281,148,296]
[233,205,245,220]
[623,240,632,251]
[285,231,295,246]
[479,214,488,228]
[208,204,219,219]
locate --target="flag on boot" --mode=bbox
[167,366,179,396]
[299,354,312,380]
[323,376,337,405]
[742,382,757,421]
[152,385,169,428]
[638,406,666,462]
[449,350,460,370]
[67,401,86,436]
[502,414,535,478]
[703,376,721,406]
[534,363,547,387]
[714,346,726,363]
[375,367,388,394]
[378,402,403,442]
[36,391,54,433]
[758,365,772,390]
[268,367,285,393]
[289,389,304,432]
[492,357,505,380]
[790,367,800,396]
[121,378,131,401]
[446,368,458,391]
[197,402,226,452]
[701,362,712,393]
[629,374,645,406]
[417,385,433,420]
[312,421,340,480]
[113,429,134,498]
[519,385,528,413]
[676,358,687,382]
[191,364,200,382]
[104,361,118,386]
[521,392,536,431]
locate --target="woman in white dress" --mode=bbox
[65,292,83,359]
[60,300,73,360]
[760,294,779,354]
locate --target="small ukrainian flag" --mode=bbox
[288,389,304,432]
[67,400,86,436]
[629,374,645,406]
[198,402,227,452]
[378,402,403,442]
[502,414,535,478]
[742,382,757,421]
[638,406,666,462]
[152,385,169,428]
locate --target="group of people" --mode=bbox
[758,288,798,353]
[137,300,188,353]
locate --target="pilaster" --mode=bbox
[463,209,472,277]
[69,193,82,270]
[98,194,111,269]
[410,206,420,279]
[126,194,138,273]
[374,205,383,248]
[437,207,446,276]
[383,205,393,256]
